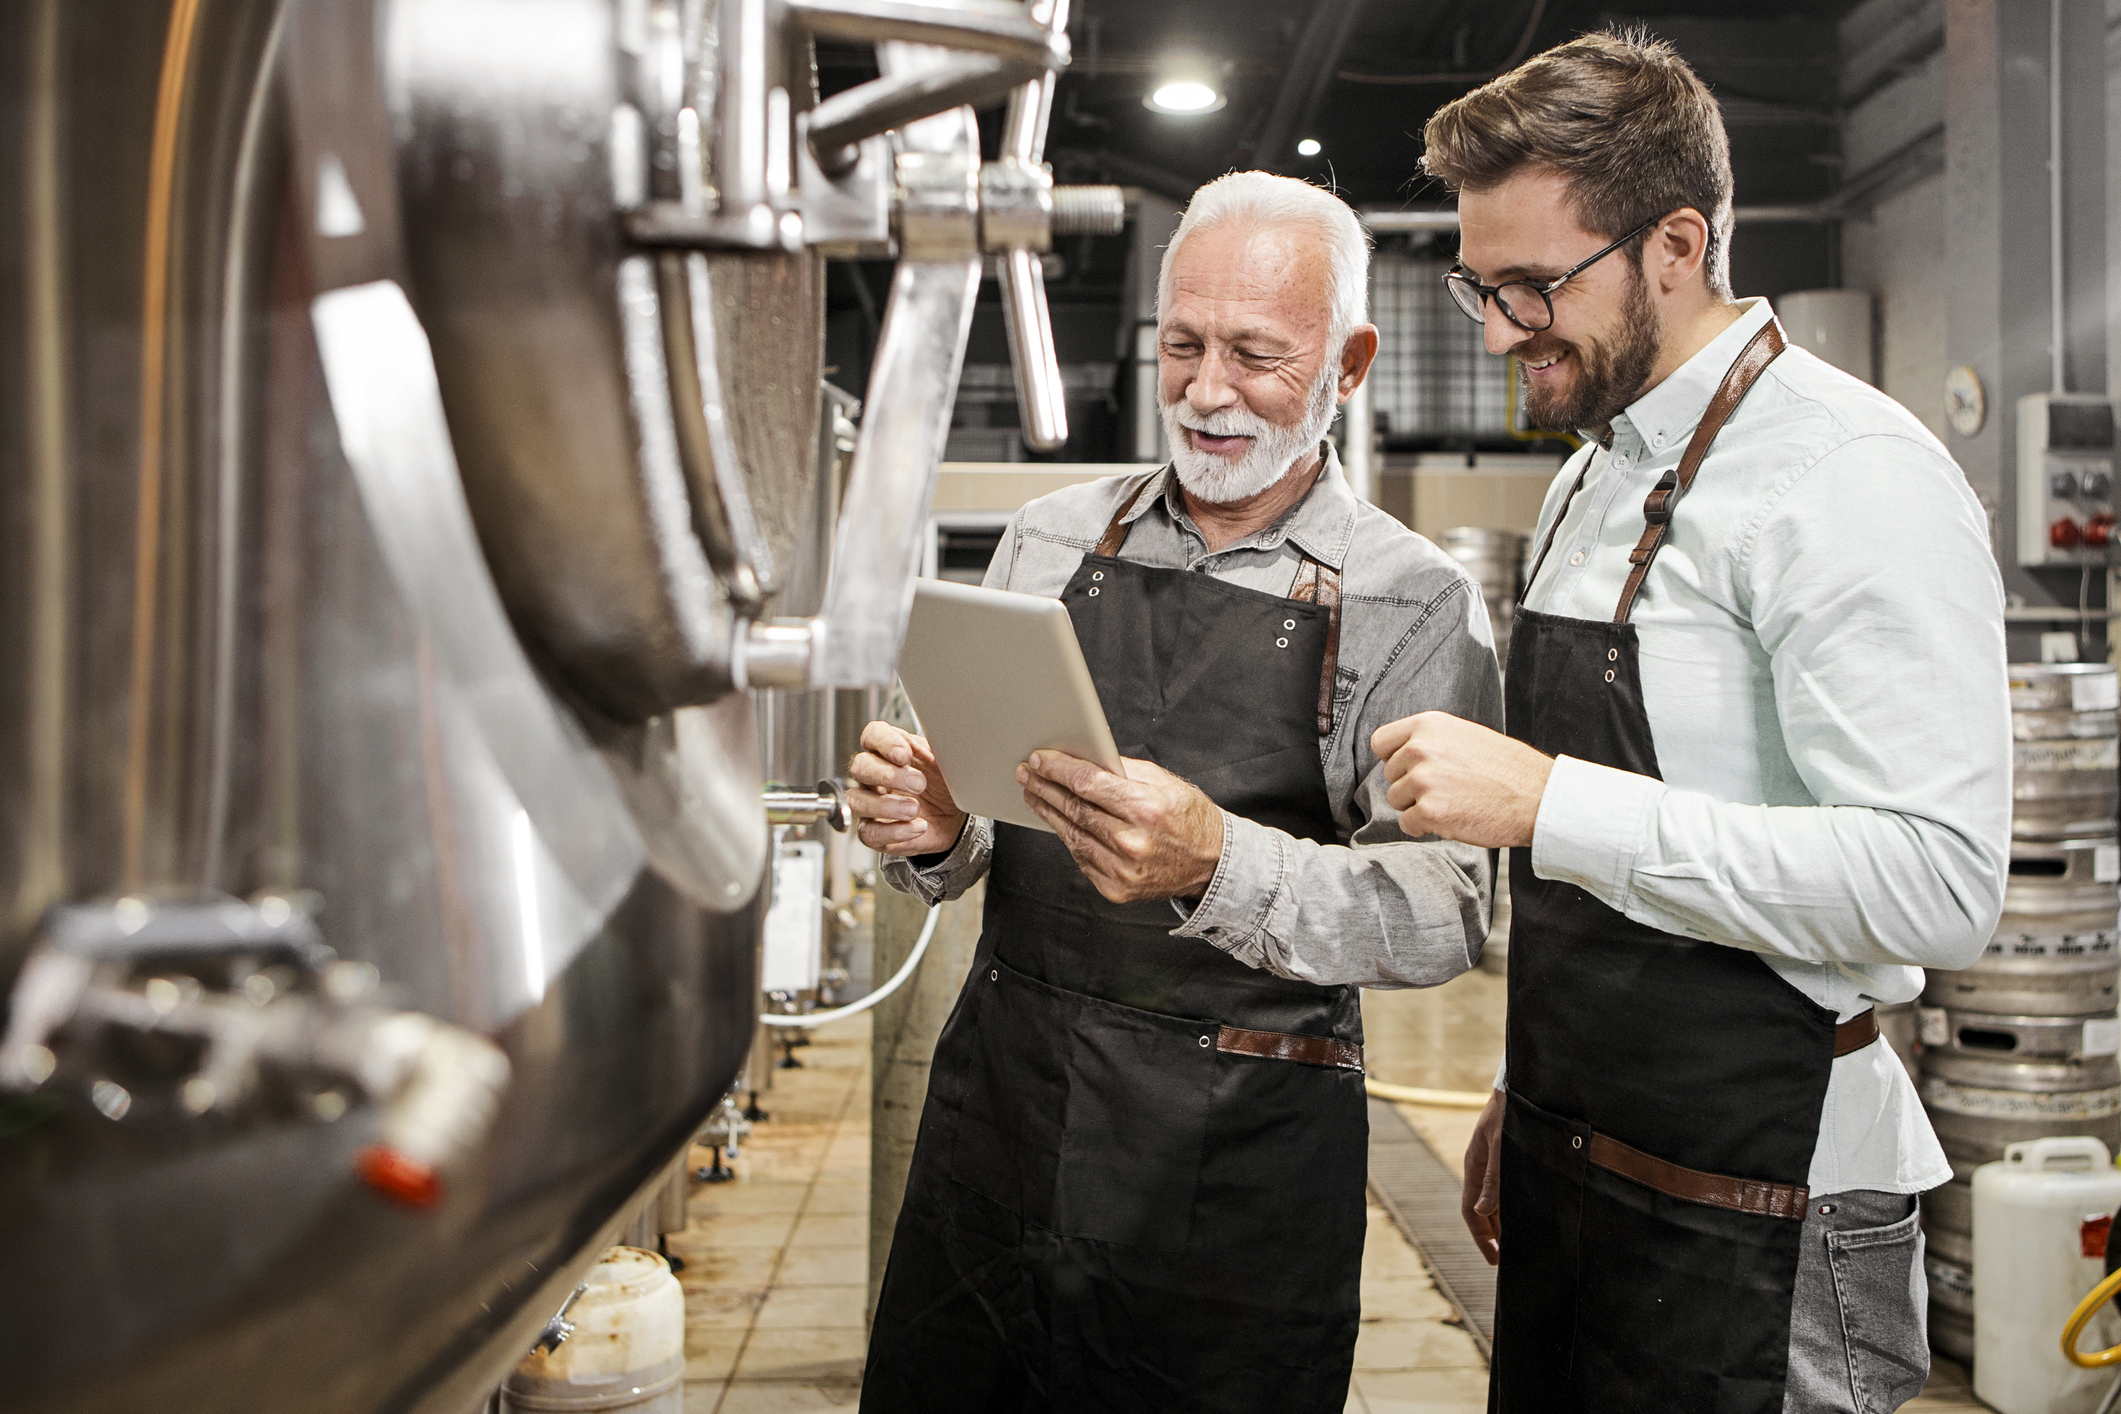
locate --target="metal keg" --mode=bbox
[1439,528,1526,662]
[1926,837,2120,1016]
[2009,664,2120,840]
[1918,1051,2121,1168]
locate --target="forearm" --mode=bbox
[1173,811,1489,988]
[879,815,994,903]
[1531,755,2003,970]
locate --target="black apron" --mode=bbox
[1491,318,1846,1412]
[863,472,1369,1414]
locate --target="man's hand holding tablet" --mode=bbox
[847,727,1223,906]
[846,721,968,858]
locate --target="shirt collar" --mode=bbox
[1606,296,1775,451]
[1139,441,1359,571]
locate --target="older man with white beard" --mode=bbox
[850,171,1502,1414]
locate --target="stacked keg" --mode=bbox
[1439,528,1528,976]
[1919,662,2121,1362]
[1439,527,1527,666]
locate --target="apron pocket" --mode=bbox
[947,958,1217,1253]
[1825,1204,1928,1413]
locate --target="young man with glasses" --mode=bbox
[1371,29,2011,1414]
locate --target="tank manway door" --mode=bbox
[291,0,1123,723]
[0,898,510,1213]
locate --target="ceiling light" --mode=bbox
[1145,80,1224,115]
[1297,139,1322,157]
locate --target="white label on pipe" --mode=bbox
[1919,1006,1950,1046]
[2088,1018,2121,1057]
[2100,846,2121,883]
[2075,672,2121,712]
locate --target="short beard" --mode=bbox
[1161,359,1341,504]
[1520,259,1660,435]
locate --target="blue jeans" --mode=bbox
[1783,1189,1929,1413]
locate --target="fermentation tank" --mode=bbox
[0,1,1114,1409]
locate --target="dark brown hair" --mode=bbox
[1421,29,1733,298]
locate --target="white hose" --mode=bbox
[758,904,942,1028]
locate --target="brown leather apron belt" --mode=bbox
[1216,1024,1363,1073]
[1586,1132,1811,1220]
[1833,1007,1880,1058]
[1581,1009,1877,1220]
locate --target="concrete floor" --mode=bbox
[671,966,1985,1410]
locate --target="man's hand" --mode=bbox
[845,721,968,857]
[1015,751,1224,904]
[1463,1088,1504,1265]
[1371,712,1554,848]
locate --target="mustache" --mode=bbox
[1171,407,1271,437]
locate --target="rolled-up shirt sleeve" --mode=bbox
[1172,579,1503,988]
[1529,434,2011,971]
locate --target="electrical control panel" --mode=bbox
[2018,393,2119,567]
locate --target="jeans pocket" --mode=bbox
[1826,1207,1930,1413]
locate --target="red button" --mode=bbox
[2084,1213,2112,1258]
[2089,513,2117,548]
[2053,517,2085,549]
[357,1144,443,1210]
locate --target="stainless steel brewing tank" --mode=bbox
[0,4,770,1410]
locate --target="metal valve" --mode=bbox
[763,779,851,831]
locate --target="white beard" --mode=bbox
[1160,363,1341,505]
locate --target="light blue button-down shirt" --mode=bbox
[1515,296,2012,1196]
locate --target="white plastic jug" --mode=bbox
[1974,1136,2121,1413]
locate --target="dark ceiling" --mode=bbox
[817,1,1873,460]
[820,0,1863,211]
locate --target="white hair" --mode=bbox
[1155,172,1371,350]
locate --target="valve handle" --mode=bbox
[998,0,1069,453]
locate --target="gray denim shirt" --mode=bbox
[882,447,1502,989]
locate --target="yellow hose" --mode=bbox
[2062,1267,2121,1367]
[1363,1078,1493,1109]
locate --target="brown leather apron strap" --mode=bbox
[1612,317,1787,623]
[1093,476,1159,557]
[1586,1131,1810,1220]
[1216,1023,1364,1073]
[1834,1007,1879,1058]
[1289,559,1342,737]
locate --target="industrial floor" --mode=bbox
[673,968,1983,1411]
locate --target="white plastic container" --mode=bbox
[503,1246,686,1412]
[1973,1136,2121,1413]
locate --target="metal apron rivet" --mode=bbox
[1088,587,1099,597]
[1276,637,1288,648]
[1284,619,1295,630]
[1572,1135,1584,1149]
[1608,648,1618,661]
[989,970,998,982]
[1604,669,1615,683]
[1198,1036,1211,1048]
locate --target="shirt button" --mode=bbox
[1652,432,1665,447]
[1568,551,1586,566]
[1615,456,1630,469]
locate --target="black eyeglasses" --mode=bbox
[1443,216,1662,332]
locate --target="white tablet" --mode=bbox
[897,578,1122,833]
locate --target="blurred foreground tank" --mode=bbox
[0,0,1113,1409]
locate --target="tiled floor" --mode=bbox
[671,969,1986,1411]
[671,1008,1485,1412]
